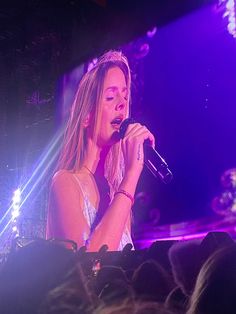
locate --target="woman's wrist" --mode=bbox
[125,166,141,178]
[123,169,140,184]
[114,189,134,205]
[119,172,139,197]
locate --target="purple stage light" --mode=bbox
[147,27,157,38]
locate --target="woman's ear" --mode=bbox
[83,114,91,128]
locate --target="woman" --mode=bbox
[46,50,155,251]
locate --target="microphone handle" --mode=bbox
[144,144,173,184]
[119,118,173,184]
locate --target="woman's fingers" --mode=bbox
[123,123,155,148]
[121,123,156,176]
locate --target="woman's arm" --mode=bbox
[87,123,155,251]
[87,170,137,251]
[46,170,90,248]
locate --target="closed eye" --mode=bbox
[106,97,114,101]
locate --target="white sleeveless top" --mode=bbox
[73,175,133,251]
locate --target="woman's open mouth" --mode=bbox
[110,117,123,129]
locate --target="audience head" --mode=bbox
[39,263,95,314]
[95,265,128,295]
[168,239,201,296]
[0,239,80,314]
[165,286,188,314]
[95,299,175,314]
[187,243,236,314]
[132,259,173,303]
[199,231,234,265]
[99,279,134,306]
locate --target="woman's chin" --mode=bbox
[97,134,119,148]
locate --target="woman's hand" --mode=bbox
[121,123,155,179]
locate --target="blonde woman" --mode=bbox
[46,51,155,251]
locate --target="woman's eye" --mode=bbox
[106,97,114,101]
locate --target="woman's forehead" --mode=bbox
[103,67,127,90]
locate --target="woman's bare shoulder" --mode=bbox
[51,169,90,198]
[49,170,84,214]
[53,169,72,179]
[51,170,77,188]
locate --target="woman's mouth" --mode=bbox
[110,117,123,129]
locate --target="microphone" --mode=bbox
[119,118,173,184]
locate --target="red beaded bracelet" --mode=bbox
[114,189,134,206]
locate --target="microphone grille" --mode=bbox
[119,118,135,139]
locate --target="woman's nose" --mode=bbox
[116,102,125,111]
[115,94,127,111]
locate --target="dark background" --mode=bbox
[136,4,236,226]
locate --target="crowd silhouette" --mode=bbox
[0,232,235,314]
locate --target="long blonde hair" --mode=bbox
[57,50,131,197]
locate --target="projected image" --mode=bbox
[0,1,236,254]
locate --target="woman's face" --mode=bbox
[97,66,129,147]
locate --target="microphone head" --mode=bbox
[119,117,135,139]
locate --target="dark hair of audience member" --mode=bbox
[168,240,201,297]
[187,244,236,314]
[99,278,134,306]
[198,231,234,266]
[39,262,96,314]
[94,265,128,296]
[0,240,92,314]
[165,286,188,314]
[95,299,175,314]
[165,240,201,313]
[132,259,174,303]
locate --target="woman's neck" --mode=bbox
[96,147,110,176]
[82,139,110,175]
